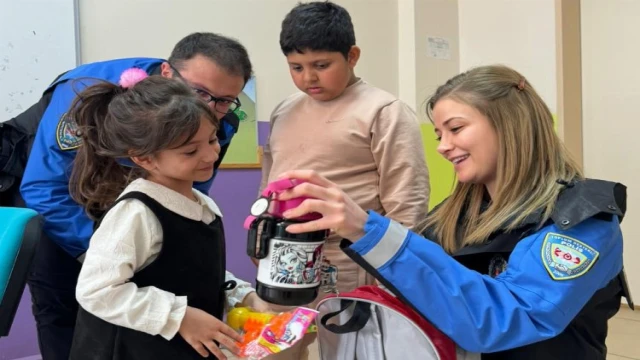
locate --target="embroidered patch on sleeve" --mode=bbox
[541,232,599,280]
[56,112,82,150]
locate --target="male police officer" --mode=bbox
[9,32,252,360]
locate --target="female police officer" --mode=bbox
[274,65,631,359]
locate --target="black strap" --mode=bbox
[222,280,237,291]
[320,299,372,334]
[613,183,627,223]
[619,268,635,310]
[93,192,158,230]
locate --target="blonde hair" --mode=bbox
[419,65,582,254]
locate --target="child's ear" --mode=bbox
[130,155,156,172]
[347,46,361,68]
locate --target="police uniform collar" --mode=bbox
[550,178,626,230]
[220,112,240,139]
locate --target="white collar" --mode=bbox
[120,178,223,222]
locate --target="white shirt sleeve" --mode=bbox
[75,199,187,340]
[224,271,256,312]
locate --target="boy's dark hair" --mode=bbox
[280,1,356,58]
[68,76,218,220]
[168,32,253,84]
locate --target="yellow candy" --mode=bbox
[227,307,275,332]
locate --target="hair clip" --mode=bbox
[517,78,526,91]
[119,68,149,89]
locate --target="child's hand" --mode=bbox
[242,292,276,313]
[178,306,242,359]
[242,292,297,314]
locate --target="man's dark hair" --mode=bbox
[280,1,356,59]
[168,32,253,84]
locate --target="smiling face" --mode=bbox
[133,117,220,197]
[432,98,500,197]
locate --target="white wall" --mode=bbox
[581,0,640,302]
[78,0,398,123]
[458,0,557,114]
[397,0,417,110]
[396,0,460,116]
[414,0,460,119]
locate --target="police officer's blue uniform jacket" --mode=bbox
[342,179,632,359]
[19,58,239,258]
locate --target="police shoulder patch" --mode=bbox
[56,112,82,150]
[541,232,599,280]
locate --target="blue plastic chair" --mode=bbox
[0,207,42,337]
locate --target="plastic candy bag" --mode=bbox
[232,307,318,359]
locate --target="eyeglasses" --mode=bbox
[168,62,241,115]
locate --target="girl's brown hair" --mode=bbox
[420,65,582,253]
[68,75,218,220]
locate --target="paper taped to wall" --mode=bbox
[427,36,451,60]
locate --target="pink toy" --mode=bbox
[119,68,149,89]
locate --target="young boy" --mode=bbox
[260,2,430,358]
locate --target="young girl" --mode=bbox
[67,71,269,360]
[275,65,629,359]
